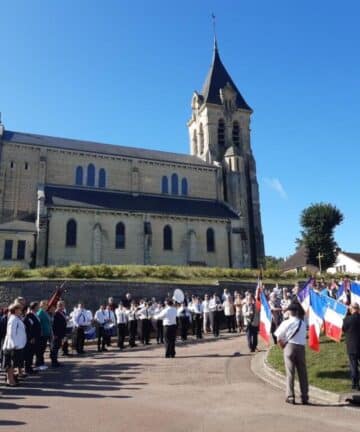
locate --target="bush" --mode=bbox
[37,266,65,279]
[93,264,113,279]
[65,264,86,279]
[6,266,28,279]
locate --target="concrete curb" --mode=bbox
[251,348,346,404]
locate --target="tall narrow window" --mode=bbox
[192,129,198,154]
[171,173,178,195]
[162,176,169,194]
[115,222,125,249]
[66,219,77,247]
[87,164,95,186]
[199,123,204,154]
[17,240,26,260]
[4,239,13,260]
[181,178,188,195]
[163,225,172,250]
[232,121,240,147]
[98,168,106,188]
[218,119,225,147]
[206,228,215,252]
[75,166,83,185]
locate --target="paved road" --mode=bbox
[0,334,359,431]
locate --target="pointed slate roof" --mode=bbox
[201,40,252,111]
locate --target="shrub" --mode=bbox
[37,266,65,279]
[66,264,86,279]
[6,266,28,279]
[93,264,113,279]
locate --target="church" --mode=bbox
[0,40,265,269]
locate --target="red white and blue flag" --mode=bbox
[308,290,325,352]
[297,277,313,313]
[350,282,360,305]
[259,291,272,345]
[321,295,347,342]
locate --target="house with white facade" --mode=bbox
[327,251,360,275]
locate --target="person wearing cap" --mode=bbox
[274,303,308,405]
[154,298,177,358]
[2,303,27,386]
[342,303,360,390]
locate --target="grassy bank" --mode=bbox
[0,264,307,283]
[267,337,351,393]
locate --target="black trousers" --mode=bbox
[35,336,49,366]
[141,319,151,344]
[164,325,177,358]
[128,320,137,347]
[50,337,62,365]
[179,317,189,341]
[209,311,220,337]
[194,314,202,339]
[247,325,259,352]
[96,326,106,350]
[226,315,236,332]
[24,340,39,372]
[74,327,85,353]
[156,320,164,343]
[349,353,360,387]
[117,323,127,349]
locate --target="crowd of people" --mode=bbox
[0,277,359,397]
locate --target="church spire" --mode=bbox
[201,35,252,111]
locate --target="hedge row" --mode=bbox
[0,264,349,282]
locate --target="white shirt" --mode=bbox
[3,314,27,350]
[177,306,192,320]
[103,309,116,328]
[191,302,203,314]
[274,316,306,346]
[202,300,210,313]
[73,308,91,327]
[137,306,152,320]
[155,306,177,326]
[209,298,223,312]
[94,309,106,325]
[115,308,128,324]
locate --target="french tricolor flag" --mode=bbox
[321,295,347,342]
[308,290,325,352]
[297,277,313,313]
[350,282,360,305]
[259,291,272,345]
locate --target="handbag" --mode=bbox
[278,319,302,349]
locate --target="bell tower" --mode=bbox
[187,39,265,268]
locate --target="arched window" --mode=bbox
[218,119,225,147]
[199,123,204,154]
[163,225,172,250]
[162,176,169,194]
[66,219,77,247]
[181,178,188,195]
[171,173,178,195]
[192,129,198,154]
[206,228,215,252]
[115,222,125,249]
[98,168,106,188]
[232,121,240,147]
[87,164,95,186]
[75,166,83,185]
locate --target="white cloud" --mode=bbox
[264,177,287,199]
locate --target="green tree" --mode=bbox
[265,255,285,269]
[298,203,344,271]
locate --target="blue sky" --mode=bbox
[1,0,359,258]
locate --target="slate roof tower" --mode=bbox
[187,39,265,268]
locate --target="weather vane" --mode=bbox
[211,13,217,41]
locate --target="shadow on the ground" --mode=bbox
[0,420,27,426]
[316,370,349,380]
[0,353,145,405]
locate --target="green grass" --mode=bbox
[267,336,351,393]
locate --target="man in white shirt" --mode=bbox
[209,294,222,337]
[191,297,203,339]
[137,302,152,345]
[115,302,128,350]
[202,295,211,334]
[73,303,90,354]
[274,304,308,405]
[154,299,177,358]
[94,304,107,352]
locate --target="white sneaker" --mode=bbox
[39,365,48,371]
